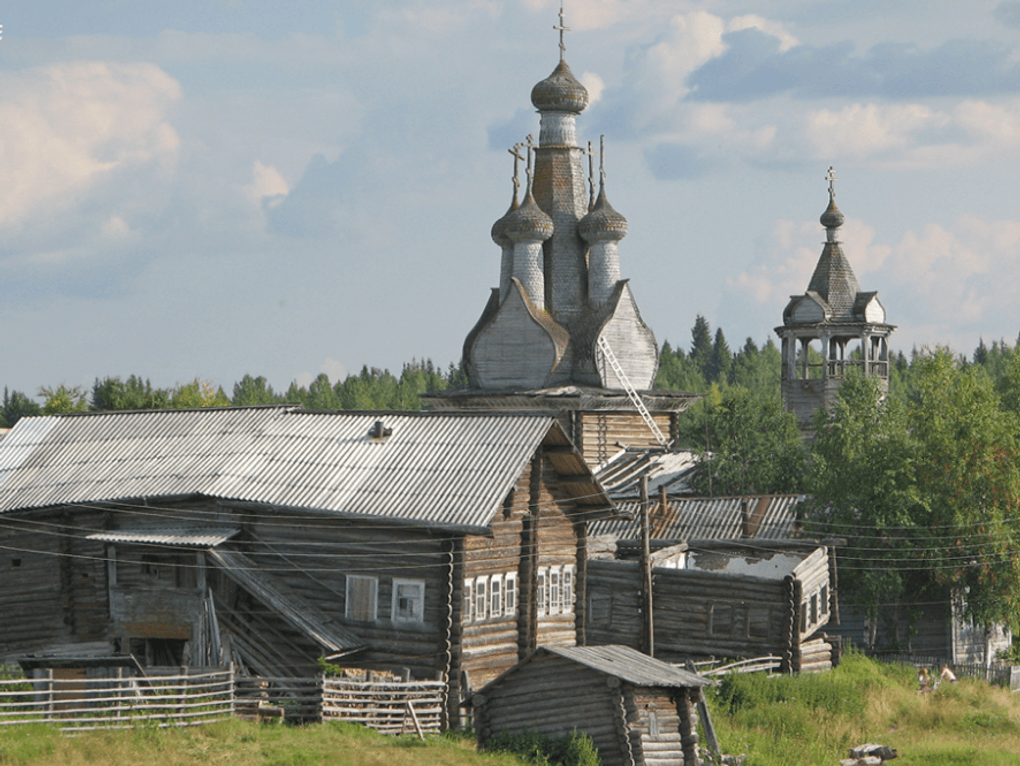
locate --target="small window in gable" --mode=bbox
[810,593,818,625]
[475,576,488,621]
[504,572,517,616]
[536,568,547,617]
[820,585,829,615]
[346,575,378,622]
[490,574,503,617]
[463,579,474,623]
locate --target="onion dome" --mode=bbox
[504,191,553,242]
[820,196,844,230]
[578,187,628,243]
[491,195,519,249]
[531,60,589,114]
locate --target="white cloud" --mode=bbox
[0,62,181,228]
[245,161,290,206]
[581,71,604,105]
[727,15,798,52]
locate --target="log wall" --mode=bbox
[475,654,628,766]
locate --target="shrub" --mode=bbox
[485,729,600,766]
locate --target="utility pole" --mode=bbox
[640,476,654,657]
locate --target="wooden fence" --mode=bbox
[0,670,444,735]
[321,677,445,737]
[0,669,233,732]
[872,653,1016,688]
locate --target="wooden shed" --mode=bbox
[472,644,711,766]
[586,542,837,673]
[0,406,615,724]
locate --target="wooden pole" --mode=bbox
[640,476,653,657]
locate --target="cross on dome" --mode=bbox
[554,1,570,61]
[826,166,838,200]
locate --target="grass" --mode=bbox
[708,650,1020,766]
[4,654,1020,766]
[0,720,523,766]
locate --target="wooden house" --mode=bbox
[472,644,711,766]
[0,406,615,724]
[586,542,837,673]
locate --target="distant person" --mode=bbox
[940,664,958,684]
[918,667,932,693]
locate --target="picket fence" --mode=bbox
[0,669,445,735]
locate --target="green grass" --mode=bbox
[0,720,522,766]
[707,650,1020,766]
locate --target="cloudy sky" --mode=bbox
[1,0,1018,397]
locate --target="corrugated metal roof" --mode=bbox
[0,407,608,532]
[87,528,240,548]
[590,494,804,542]
[540,645,710,687]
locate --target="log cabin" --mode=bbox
[586,542,837,673]
[472,644,711,766]
[0,406,615,723]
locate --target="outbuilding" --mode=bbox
[471,644,712,766]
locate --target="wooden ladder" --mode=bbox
[596,335,670,449]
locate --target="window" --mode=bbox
[346,575,378,622]
[392,578,425,623]
[536,568,547,616]
[504,572,517,616]
[549,568,561,614]
[562,566,574,613]
[810,593,818,625]
[463,579,473,623]
[748,606,771,639]
[710,604,733,636]
[490,574,503,617]
[475,576,488,621]
[820,585,829,615]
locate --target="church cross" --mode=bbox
[587,141,596,211]
[599,135,607,187]
[826,166,837,199]
[554,1,570,61]
[509,144,525,199]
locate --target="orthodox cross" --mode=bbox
[826,166,837,199]
[554,1,570,61]
[509,144,525,201]
[599,134,607,188]
[587,141,596,210]
[523,134,537,190]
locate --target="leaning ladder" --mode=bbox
[596,335,670,449]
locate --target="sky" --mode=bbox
[0,0,1018,398]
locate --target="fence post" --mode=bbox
[228,662,236,718]
[45,669,54,722]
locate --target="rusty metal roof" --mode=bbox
[87,528,240,548]
[0,407,609,533]
[589,494,805,542]
[594,448,699,497]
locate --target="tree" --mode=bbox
[1,388,41,427]
[689,315,713,376]
[231,375,281,406]
[705,328,733,384]
[808,353,1020,631]
[38,384,88,414]
[168,380,231,409]
[91,375,170,410]
[677,385,807,496]
[655,341,707,393]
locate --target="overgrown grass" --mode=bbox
[707,650,1020,766]
[0,719,522,766]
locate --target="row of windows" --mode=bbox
[345,575,425,624]
[463,566,575,623]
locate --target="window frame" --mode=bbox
[475,575,488,621]
[463,578,474,623]
[504,572,517,616]
[489,574,503,618]
[392,578,426,624]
